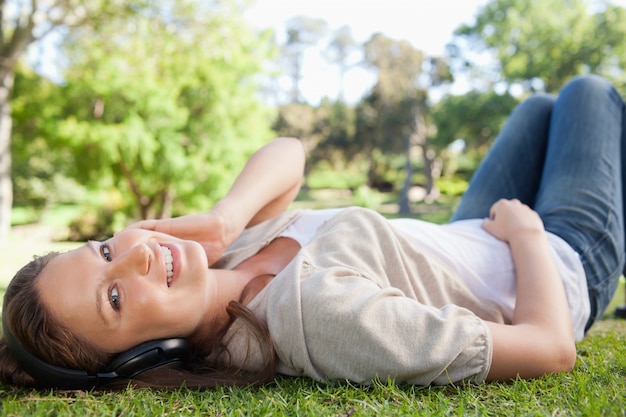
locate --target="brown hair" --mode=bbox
[0,253,277,389]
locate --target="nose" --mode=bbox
[112,243,151,276]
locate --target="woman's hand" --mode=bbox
[126,210,230,265]
[482,198,544,243]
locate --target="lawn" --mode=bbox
[0,319,624,416]
[1,197,625,416]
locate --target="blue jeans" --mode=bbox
[451,75,625,330]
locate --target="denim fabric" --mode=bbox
[451,75,625,329]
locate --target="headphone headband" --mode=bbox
[2,310,190,389]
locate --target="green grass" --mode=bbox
[1,327,625,416]
[2,196,626,416]
[11,204,84,228]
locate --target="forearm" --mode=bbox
[509,230,573,338]
[483,199,576,380]
[486,230,576,380]
[211,137,305,243]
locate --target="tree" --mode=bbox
[282,15,328,103]
[357,33,453,213]
[433,90,518,154]
[453,0,626,92]
[0,0,151,237]
[357,33,424,211]
[274,98,357,188]
[312,98,356,163]
[273,101,317,184]
[432,90,518,176]
[324,25,360,102]
[55,0,274,220]
[11,65,81,214]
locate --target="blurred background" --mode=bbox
[2,0,626,247]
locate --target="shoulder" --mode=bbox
[214,209,305,269]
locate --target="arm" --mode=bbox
[482,199,577,381]
[212,137,305,230]
[128,137,305,264]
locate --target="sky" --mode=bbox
[27,0,489,102]
[243,0,490,104]
[243,0,626,104]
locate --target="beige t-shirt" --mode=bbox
[215,207,498,385]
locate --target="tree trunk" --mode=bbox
[412,113,437,203]
[0,71,14,238]
[421,144,434,196]
[156,188,173,219]
[398,134,413,214]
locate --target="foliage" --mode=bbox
[10,0,626,229]
[269,0,626,213]
[352,184,383,210]
[0,0,155,237]
[431,90,519,169]
[436,176,469,197]
[305,162,366,190]
[273,99,359,190]
[307,99,357,170]
[315,100,357,151]
[273,102,318,151]
[356,33,427,176]
[54,0,275,220]
[66,205,125,241]
[453,0,626,92]
[0,0,152,83]
[11,66,86,214]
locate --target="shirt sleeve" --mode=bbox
[268,266,493,386]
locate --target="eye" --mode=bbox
[100,243,112,262]
[109,286,120,311]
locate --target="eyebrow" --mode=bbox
[87,241,111,328]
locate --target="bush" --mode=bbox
[353,185,383,209]
[67,206,126,241]
[436,176,469,196]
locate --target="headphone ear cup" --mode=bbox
[108,338,190,378]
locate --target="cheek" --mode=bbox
[129,290,179,333]
[132,287,165,313]
[131,286,190,323]
[127,279,205,337]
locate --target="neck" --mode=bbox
[214,268,254,306]
[189,268,257,349]
[189,236,300,352]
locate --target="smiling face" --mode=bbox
[36,229,215,354]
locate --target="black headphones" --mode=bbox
[2,312,191,389]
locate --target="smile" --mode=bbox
[160,245,174,286]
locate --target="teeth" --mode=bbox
[160,245,174,286]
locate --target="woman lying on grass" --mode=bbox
[1,75,623,390]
